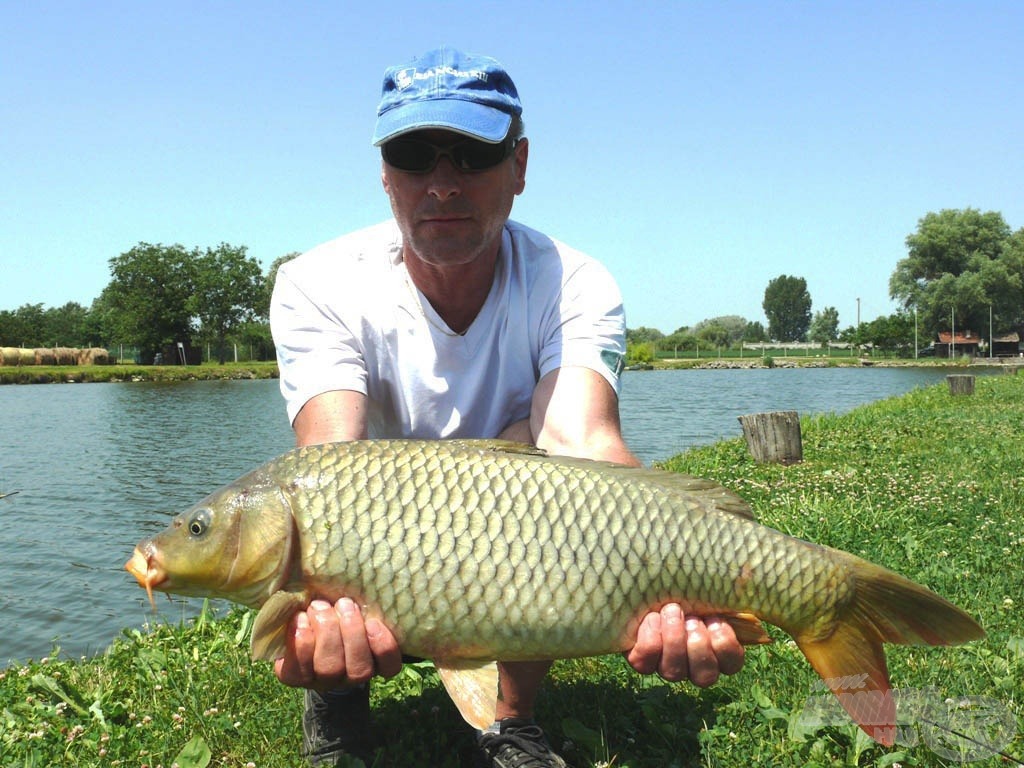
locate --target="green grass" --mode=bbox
[2,374,1022,766]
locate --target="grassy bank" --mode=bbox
[0,362,279,385]
[2,375,1021,766]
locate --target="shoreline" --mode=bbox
[1,355,1019,385]
[637,356,1018,371]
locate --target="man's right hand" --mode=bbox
[274,598,403,690]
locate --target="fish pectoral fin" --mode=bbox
[724,612,773,645]
[435,659,499,730]
[250,590,308,662]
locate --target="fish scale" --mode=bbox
[127,438,984,744]
[274,441,840,659]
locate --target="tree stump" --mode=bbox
[947,375,975,396]
[738,410,803,465]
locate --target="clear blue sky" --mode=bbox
[3,1,1022,333]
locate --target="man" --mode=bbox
[270,46,744,768]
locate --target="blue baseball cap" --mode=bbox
[372,46,522,146]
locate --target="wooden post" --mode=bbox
[947,375,976,395]
[738,411,803,465]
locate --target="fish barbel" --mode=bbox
[125,439,983,744]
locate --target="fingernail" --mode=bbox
[685,618,700,632]
[310,599,332,611]
[295,612,309,630]
[663,604,682,622]
[336,597,355,614]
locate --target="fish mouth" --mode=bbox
[125,544,166,610]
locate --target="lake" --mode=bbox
[0,367,961,665]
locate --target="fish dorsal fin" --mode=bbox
[638,470,755,520]
[250,590,308,662]
[447,439,548,457]
[449,439,755,519]
[538,453,756,521]
[435,659,499,730]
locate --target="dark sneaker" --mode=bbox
[302,686,376,767]
[476,718,568,768]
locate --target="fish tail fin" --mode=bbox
[795,557,984,746]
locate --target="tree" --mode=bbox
[626,326,665,345]
[44,302,90,347]
[763,275,812,341]
[662,326,695,356]
[742,321,768,343]
[695,321,730,349]
[0,304,45,346]
[864,313,916,356]
[626,341,655,365]
[889,209,1022,339]
[189,244,264,364]
[693,315,748,347]
[103,243,196,363]
[808,306,840,345]
[259,252,301,320]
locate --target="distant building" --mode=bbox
[936,330,981,358]
[992,332,1022,358]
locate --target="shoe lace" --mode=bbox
[480,723,560,768]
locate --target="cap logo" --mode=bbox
[395,65,489,91]
[373,47,520,146]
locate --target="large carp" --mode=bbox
[126,439,983,744]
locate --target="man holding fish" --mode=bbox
[269,46,745,767]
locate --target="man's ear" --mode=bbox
[513,137,529,195]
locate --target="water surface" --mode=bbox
[0,367,958,664]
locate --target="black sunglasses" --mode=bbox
[381,136,516,174]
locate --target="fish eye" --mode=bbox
[188,509,212,537]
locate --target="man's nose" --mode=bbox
[426,157,462,199]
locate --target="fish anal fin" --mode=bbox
[796,621,896,746]
[724,612,772,645]
[250,590,308,662]
[435,659,499,730]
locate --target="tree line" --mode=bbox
[629,208,1024,359]
[0,243,296,364]
[2,208,1021,364]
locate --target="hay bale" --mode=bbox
[0,348,20,366]
[78,347,111,365]
[53,347,78,365]
[34,348,56,365]
[18,348,35,366]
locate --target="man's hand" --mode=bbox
[274,598,403,691]
[626,604,745,686]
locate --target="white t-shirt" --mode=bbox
[270,219,626,439]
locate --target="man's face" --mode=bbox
[381,129,528,268]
